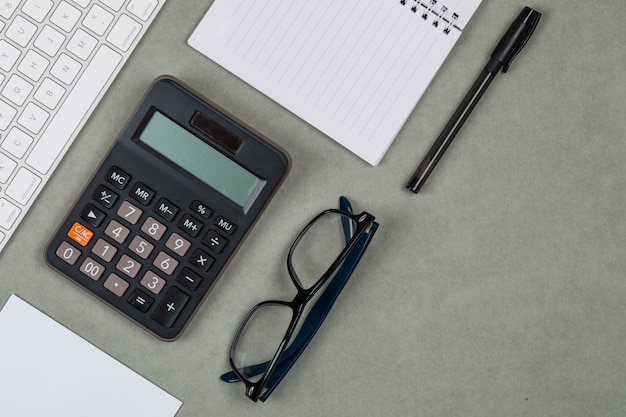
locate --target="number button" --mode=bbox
[104,220,130,243]
[153,251,178,276]
[165,233,190,256]
[91,238,117,262]
[79,257,105,281]
[116,254,141,278]
[141,216,166,240]
[117,200,142,224]
[140,271,166,295]
[129,235,154,259]
[56,241,81,265]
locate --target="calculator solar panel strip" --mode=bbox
[45,77,291,340]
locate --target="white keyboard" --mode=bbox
[0,0,166,253]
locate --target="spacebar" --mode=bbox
[26,46,122,175]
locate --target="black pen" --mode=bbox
[406,6,541,194]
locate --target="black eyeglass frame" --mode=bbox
[228,207,376,402]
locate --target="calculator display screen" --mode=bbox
[138,111,262,207]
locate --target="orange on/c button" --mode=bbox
[67,222,94,247]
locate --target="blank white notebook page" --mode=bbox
[188,0,482,165]
[0,295,182,417]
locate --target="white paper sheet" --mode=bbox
[0,295,182,417]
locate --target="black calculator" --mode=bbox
[45,76,290,340]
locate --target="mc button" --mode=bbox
[105,166,131,189]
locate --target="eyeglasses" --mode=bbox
[220,196,378,402]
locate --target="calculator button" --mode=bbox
[153,197,179,221]
[129,289,153,313]
[153,251,178,276]
[189,248,214,272]
[214,216,237,235]
[202,230,228,254]
[141,216,166,241]
[128,235,154,259]
[104,219,130,243]
[117,200,142,224]
[80,203,106,227]
[152,287,190,329]
[93,184,118,208]
[103,273,129,297]
[190,200,212,218]
[140,270,167,295]
[177,214,203,237]
[79,257,105,281]
[177,268,202,291]
[105,166,131,189]
[67,221,94,247]
[165,232,191,256]
[116,254,141,278]
[91,238,117,262]
[56,241,81,265]
[130,182,155,205]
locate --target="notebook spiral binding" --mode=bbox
[399,0,460,34]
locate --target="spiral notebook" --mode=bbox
[188,0,482,165]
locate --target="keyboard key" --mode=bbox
[6,16,38,47]
[107,14,142,52]
[0,198,21,230]
[34,25,66,56]
[22,0,54,23]
[0,40,21,71]
[0,99,18,130]
[67,29,98,60]
[50,53,82,85]
[0,153,17,183]
[6,167,41,205]
[50,1,82,32]
[17,102,50,134]
[0,0,20,19]
[83,4,114,36]
[2,75,33,106]
[25,45,122,175]
[17,50,50,82]
[127,0,159,22]
[34,78,66,110]
[102,0,126,11]
[2,127,33,158]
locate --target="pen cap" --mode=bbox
[490,6,541,73]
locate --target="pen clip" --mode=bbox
[502,7,541,73]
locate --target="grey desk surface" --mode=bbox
[1,0,625,415]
